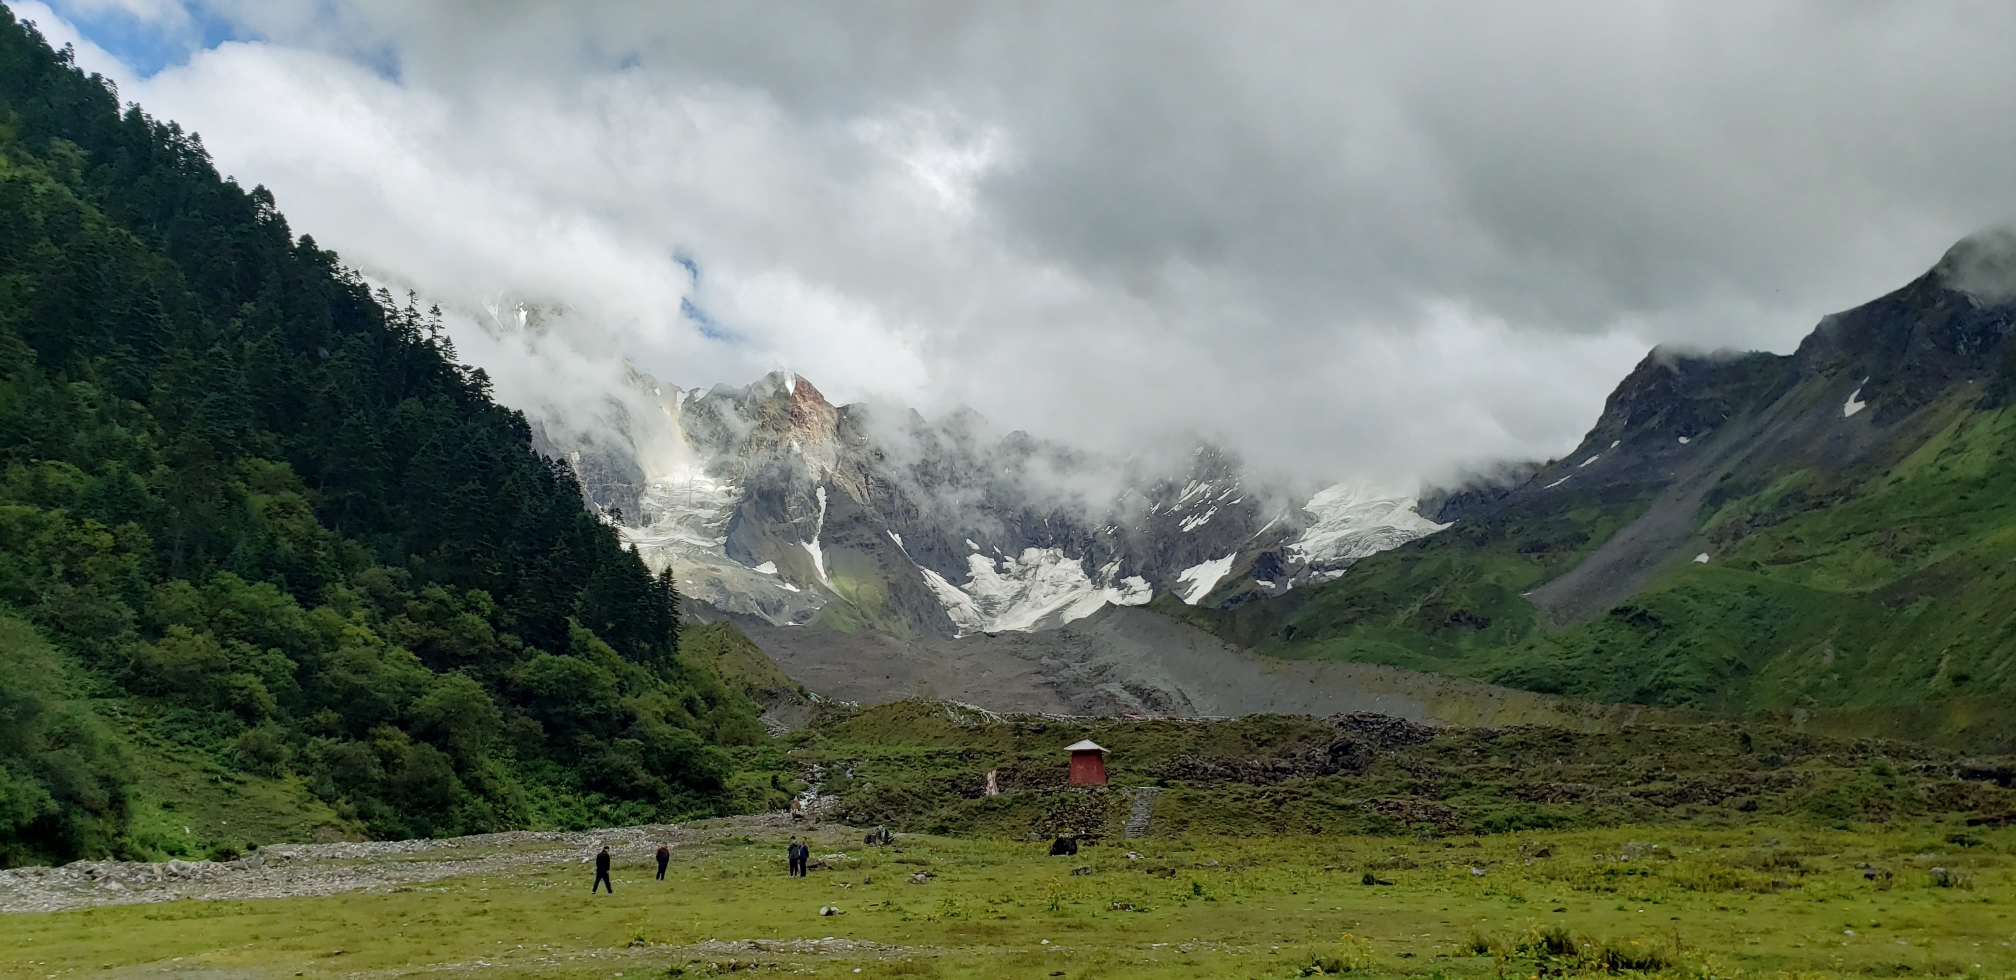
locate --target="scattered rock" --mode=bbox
[1070,866,1093,877]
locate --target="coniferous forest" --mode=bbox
[0,12,765,867]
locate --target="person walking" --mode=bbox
[655,844,670,881]
[593,846,613,893]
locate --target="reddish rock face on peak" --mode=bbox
[789,377,839,442]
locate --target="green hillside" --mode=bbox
[1173,242,2016,749]
[0,14,762,867]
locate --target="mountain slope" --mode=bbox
[1172,231,2016,748]
[0,16,762,866]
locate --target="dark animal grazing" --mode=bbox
[863,826,895,847]
[1049,836,1079,857]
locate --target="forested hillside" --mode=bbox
[0,13,763,867]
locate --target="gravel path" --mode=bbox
[0,811,828,915]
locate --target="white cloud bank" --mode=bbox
[16,0,2016,489]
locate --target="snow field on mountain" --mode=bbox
[1174,554,1237,605]
[920,548,1151,635]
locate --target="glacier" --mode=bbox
[920,548,1152,635]
[622,467,828,625]
[1289,484,1450,571]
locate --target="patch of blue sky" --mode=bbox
[680,297,738,344]
[44,0,241,77]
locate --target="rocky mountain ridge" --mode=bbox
[522,366,1447,641]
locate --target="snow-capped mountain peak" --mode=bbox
[537,369,1448,635]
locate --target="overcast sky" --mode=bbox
[18,1,2016,489]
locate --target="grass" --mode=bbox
[5,820,2012,979]
[10,702,2015,977]
[678,623,802,704]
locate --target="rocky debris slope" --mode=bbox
[733,604,1672,730]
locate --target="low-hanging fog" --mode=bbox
[21,0,2016,492]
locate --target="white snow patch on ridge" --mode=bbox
[1844,381,1868,418]
[1175,554,1238,605]
[921,549,1151,635]
[801,486,833,588]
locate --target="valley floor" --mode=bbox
[4,816,2011,980]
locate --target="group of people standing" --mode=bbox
[588,844,674,893]
[588,838,820,891]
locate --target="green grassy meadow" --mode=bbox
[6,819,2013,980]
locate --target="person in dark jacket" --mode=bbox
[593,846,613,893]
[787,837,806,877]
[655,844,671,881]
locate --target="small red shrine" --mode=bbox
[1064,739,1108,786]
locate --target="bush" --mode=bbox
[1585,937,1672,972]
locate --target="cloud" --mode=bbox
[21,1,2016,489]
